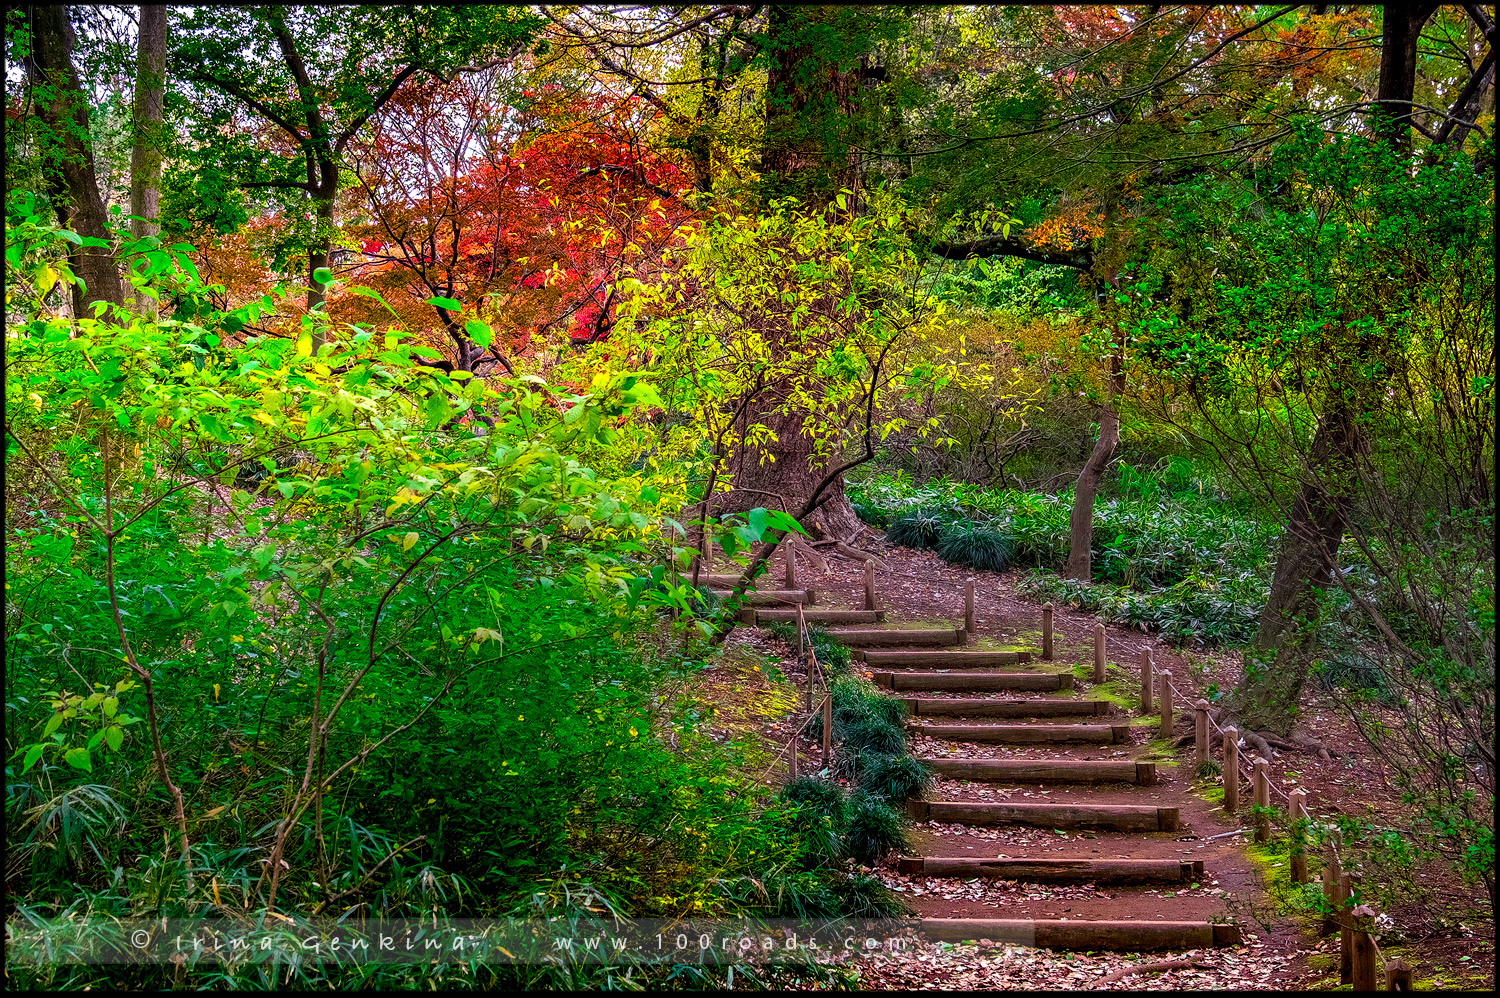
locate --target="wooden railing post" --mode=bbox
[1321,833,1343,935]
[1351,905,1379,991]
[1193,700,1210,771]
[821,694,832,769]
[1157,670,1173,737]
[1339,868,1360,984]
[864,560,876,612]
[1093,622,1107,684]
[1223,726,1240,815]
[789,730,799,780]
[1289,788,1309,884]
[1385,957,1412,990]
[784,545,797,590]
[796,602,806,657]
[1042,603,1054,660]
[1252,756,1271,842]
[964,578,976,636]
[1140,648,1153,713]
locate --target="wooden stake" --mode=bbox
[1223,726,1239,815]
[1385,958,1412,990]
[1042,603,1054,660]
[1289,788,1309,884]
[789,732,799,780]
[1339,869,1360,984]
[1140,648,1153,713]
[1093,623,1107,685]
[1252,756,1271,842]
[796,602,806,656]
[864,560,876,612]
[821,694,832,769]
[1351,905,1378,990]
[964,578,976,636]
[1157,670,1172,737]
[1193,700,1210,771]
[785,545,797,590]
[1321,834,1343,935]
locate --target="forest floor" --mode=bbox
[698,531,1495,991]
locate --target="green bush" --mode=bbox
[857,753,933,805]
[843,791,910,865]
[935,525,1014,572]
[844,716,907,756]
[885,507,955,549]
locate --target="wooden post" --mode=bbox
[1339,870,1359,984]
[1288,788,1309,885]
[864,560,876,612]
[1351,903,1378,990]
[1321,833,1343,935]
[964,578,976,636]
[1158,670,1173,737]
[1223,726,1240,815]
[1042,603,1054,660]
[1193,700,1209,771]
[821,694,832,769]
[784,545,797,590]
[789,730,799,780]
[1140,648,1153,713]
[796,602,806,657]
[1252,756,1271,842]
[1093,623,1107,685]
[1385,958,1412,990]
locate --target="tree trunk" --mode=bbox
[715,409,866,540]
[23,4,125,312]
[1065,349,1124,581]
[1233,403,1360,735]
[718,4,869,538]
[129,4,167,315]
[1372,4,1439,147]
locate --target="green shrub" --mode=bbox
[885,507,955,549]
[843,717,906,756]
[842,871,909,916]
[935,525,1014,572]
[843,791,910,866]
[857,753,933,804]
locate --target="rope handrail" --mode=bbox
[1162,672,1293,803]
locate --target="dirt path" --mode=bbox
[724,537,1321,990]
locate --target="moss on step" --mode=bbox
[1142,736,1181,766]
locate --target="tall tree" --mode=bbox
[17,4,125,311]
[167,5,542,347]
[127,4,167,315]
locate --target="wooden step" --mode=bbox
[825,628,960,648]
[917,918,1241,951]
[908,800,1179,831]
[912,722,1131,744]
[903,698,1111,718]
[873,672,1073,692]
[921,758,1157,785]
[698,573,775,588]
[750,609,886,625]
[859,649,1033,667]
[898,857,1204,884]
[710,588,816,605]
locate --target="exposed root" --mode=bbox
[784,537,829,575]
[1096,959,1214,986]
[833,540,887,570]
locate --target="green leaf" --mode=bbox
[747,507,769,539]
[63,747,92,772]
[104,726,124,752]
[312,267,334,286]
[43,714,64,738]
[464,320,493,351]
[425,296,463,312]
[22,745,44,772]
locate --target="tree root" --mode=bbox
[784,537,829,575]
[1096,959,1214,985]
